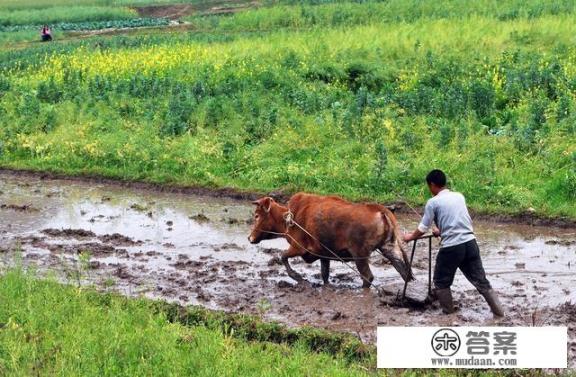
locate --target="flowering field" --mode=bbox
[1,0,575,219]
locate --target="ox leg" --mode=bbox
[321,259,330,285]
[282,256,303,282]
[281,247,304,282]
[355,258,374,288]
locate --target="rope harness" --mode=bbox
[255,209,397,289]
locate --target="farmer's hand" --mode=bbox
[432,227,441,237]
[402,233,414,243]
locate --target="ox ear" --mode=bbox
[253,197,274,213]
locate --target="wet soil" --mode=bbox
[0,203,38,212]
[0,170,575,367]
[1,168,574,228]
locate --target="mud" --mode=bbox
[1,168,574,228]
[0,171,575,367]
[1,203,38,212]
[41,228,96,238]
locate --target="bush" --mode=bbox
[37,78,63,103]
[160,91,195,137]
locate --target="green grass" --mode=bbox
[0,6,136,26]
[0,30,66,45]
[0,0,107,9]
[0,266,374,376]
[188,0,576,30]
[0,0,210,11]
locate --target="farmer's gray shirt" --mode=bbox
[417,189,475,248]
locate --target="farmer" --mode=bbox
[403,169,505,317]
[40,25,52,42]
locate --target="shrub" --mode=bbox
[37,78,63,103]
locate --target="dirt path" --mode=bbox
[134,0,260,19]
[135,4,196,19]
[0,171,574,366]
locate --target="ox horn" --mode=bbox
[253,197,273,213]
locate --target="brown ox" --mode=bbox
[248,192,414,287]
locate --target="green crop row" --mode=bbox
[0,17,170,32]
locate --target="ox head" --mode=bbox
[380,210,414,282]
[248,197,285,244]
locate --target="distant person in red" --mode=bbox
[40,25,52,42]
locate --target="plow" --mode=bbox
[378,235,435,307]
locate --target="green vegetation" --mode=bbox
[0,29,65,45]
[0,266,373,376]
[0,0,110,9]
[0,18,170,32]
[5,2,569,374]
[0,0,575,220]
[0,0,177,39]
[0,0,207,11]
[190,0,576,30]
[0,6,136,26]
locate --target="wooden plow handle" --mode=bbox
[402,235,434,301]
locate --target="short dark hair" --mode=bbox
[426,169,447,187]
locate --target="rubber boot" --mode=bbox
[435,288,456,314]
[480,289,505,317]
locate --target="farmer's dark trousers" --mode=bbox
[433,239,492,292]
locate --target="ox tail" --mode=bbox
[380,208,415,282]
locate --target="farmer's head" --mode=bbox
[426,169,447,196]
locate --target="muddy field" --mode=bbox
[0,171,574,366]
